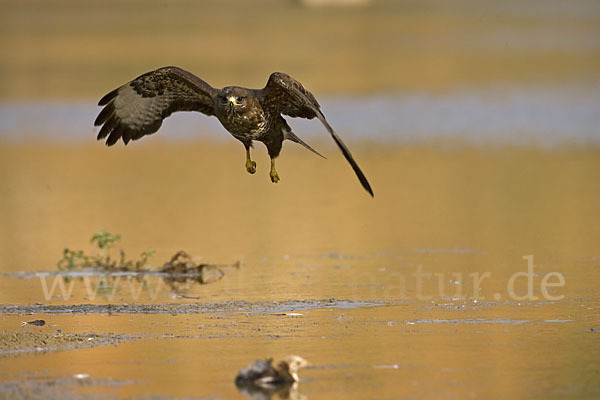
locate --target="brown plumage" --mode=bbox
[94,66,373,196]
[235,355,309,387]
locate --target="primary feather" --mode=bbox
[94,66,216,146]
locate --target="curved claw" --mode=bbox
[246,160,256,174]
[245,147,256,174]
[270,171,280,183]
[270,159,280,183]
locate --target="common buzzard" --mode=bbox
[94,67,373,196]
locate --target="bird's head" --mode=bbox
[219,87,254,114]
[277,355,310,382]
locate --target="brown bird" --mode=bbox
[235,355,310,387]
[94,66,373,196]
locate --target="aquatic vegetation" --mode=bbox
[54,232,237,295]
[57,230,155,272]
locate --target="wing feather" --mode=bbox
[94,66,217,146]
[98,87,119,106]
[260,73,374,196]
[94,101,114,126]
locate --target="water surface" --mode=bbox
[0,142,599,399]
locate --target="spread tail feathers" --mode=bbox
[286,130,326,159]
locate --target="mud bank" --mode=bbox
[0,331,135,357]
[0,299,383,315]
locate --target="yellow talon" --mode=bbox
[270,159,280,183]
[245,148,256,174]
[246,160,256,174]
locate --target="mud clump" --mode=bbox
[0,376,136,400]
[21,320,46,327]
[161,250,225,281]
[0,331,134,357]
[161,251,227,295]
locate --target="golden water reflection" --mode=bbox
[0,142,599,399]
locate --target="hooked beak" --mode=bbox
[228,96,240,108]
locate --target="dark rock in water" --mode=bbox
[162,251,198,275]
[161,250,225,285]
[235,355,309,399]
[22,319,45,327]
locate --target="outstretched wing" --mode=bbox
[94,66,217,146]
[259,72,373,197]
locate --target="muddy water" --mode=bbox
[0,142,599,399]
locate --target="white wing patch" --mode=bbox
[95,66,218,146]
[282,125,292,140]
[114,84,157,129]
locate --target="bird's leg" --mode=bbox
[244,144,256,174]
[269,158,280,183]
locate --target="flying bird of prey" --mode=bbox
[94,66,373,196]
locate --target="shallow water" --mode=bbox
[0,142,599,399]
[1,301,597,399]
[2,0,600,396]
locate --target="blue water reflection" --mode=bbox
[1,86,598,147]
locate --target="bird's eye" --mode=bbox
[236,96,245,103]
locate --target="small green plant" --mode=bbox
[57,230,154,272]
[57,248,92,271]
[90,230,122,252]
